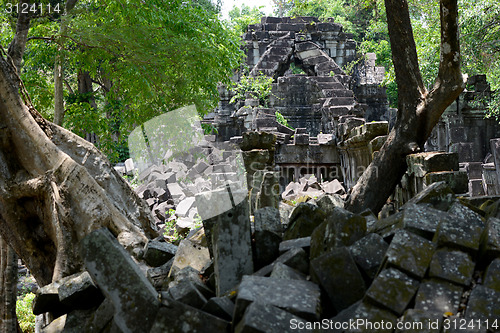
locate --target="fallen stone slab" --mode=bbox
[58,271,104,309]
[210,195,254,296]
[32,280,67,317]
[348,233,388,280]
[143,240,177,267]
[201,296,234,321]
[167,280,208,309]
[365,268,419,316]
[406,181,455,211]
[483,258,500,291]
[234,275,321,324]
[481,217,500,261]
[428,249,474,286]
[270,262,307,280]
[81,228,160,333]
[169,239,211,277]
[176,197,196,217]
[414,279,463,314]
[464,285,500,323]
[254,206,282,235]
[235,301,310,333]
[310,246,366,312]
[344,302,398,333]
[147,258,174,290]
[150,299,230,333]
[254,229,282,268]
[254,247,309,276]
[283,202,326,240]
[310,208,366,259]
[399,202,449,239]
[279,236,311,253]
[433,213,484,254]
[316,194,345,214]
[85,298,115,333]
[384,230,436,279]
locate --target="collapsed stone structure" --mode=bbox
[28,16,500,333]
[206,17,500,199]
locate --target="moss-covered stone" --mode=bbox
[414,279,463,314]
[348,233,388,280]
[428,249,474,286]
[483,258,500,292]
[384,230,436,279]
[283,202,326,240]
[310,247,366,312]
[365,268,419,316]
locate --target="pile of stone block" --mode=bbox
[393,152,469,210]
[125,137,245,238]
[33,179,500,332]
[282,174,345,202]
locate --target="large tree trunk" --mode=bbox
[0,237,18,333]
[346,0,467,214]
[0,53,157,286]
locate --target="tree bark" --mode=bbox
[346,0,467,214]
[0,52,157,286]
[0,237,18,333]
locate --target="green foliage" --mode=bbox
[275,111,292,128]
[230,72,274,107]
[16,293,36,333]
[227,4,266,34]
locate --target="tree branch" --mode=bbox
[420,0,467,138]
[7,0,31,72]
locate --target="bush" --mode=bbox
[16,292,36,333]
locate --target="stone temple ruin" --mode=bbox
[30,17,500,332]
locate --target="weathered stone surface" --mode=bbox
[40,314,67,333]
[211,196,254,296]
[316,194,344,213]
[81,228,160,333]
[235,301,310,333]
[201,296,234,321]
[464,285,500,323]
[169,239,210,276]
[167,280,208,309]
[176,197,196,217]
[150,300,230,333]
[278,236,311,253]
[270,262,307,280]
[86,298,115,333]
[406,181,455,211]
[384,230,436,279]
[396,309,442,333]
[399,202,448,239]
[310,247,366,312]
[365,268,419,315]
[310,208,366,259]
[240,131,276,151]
[414,279,463,314]
[254,230,282,268]
[58,271,104,309]
[234,275,321,323]
[256,247,310,276]
[344,302,398,333]
[433,202,484,253]
[348,233,388,280]
[483,258,500,292]
[257,171,280,209]
[424,171,468,194]
[428,249,474,286]
[406,152,459,176]
[143,240,177,267]
[254,206,282,234]
[481,217,500,260]
[283,202,326,240]
[32,279,66,316]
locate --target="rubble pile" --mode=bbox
[33,177,500,332]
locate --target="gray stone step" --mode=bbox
[321,89,354,98]
[321,97,355,107]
